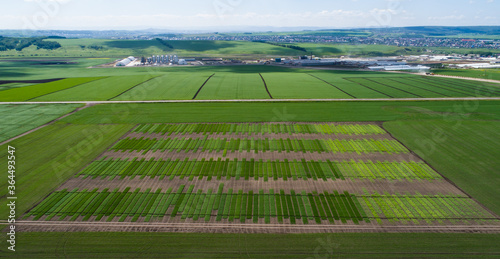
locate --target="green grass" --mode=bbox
[4,232,498,258]
[112,72,212,100]
[0,123,133,219]
[32,75,159,101]
[433,68,500,81]
[0,104,82,142]
[384,120,500,216]
[0,77,103,102]
[196,73,270,99]
[60,101,500,124]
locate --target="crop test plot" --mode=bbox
[22,122,500,233]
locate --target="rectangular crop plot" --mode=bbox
[0,77,104,102]
[78,158,442,181]
[195,73,270,100]
[32,75,158,101]
[112,73,212,100]
[110,137,408,154]
[26,186,497,225]
[263,73,353,99]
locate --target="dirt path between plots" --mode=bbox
[59,176,464,195]
[0,104,94,146]
[428,74,500,84]
[6,221,500,234]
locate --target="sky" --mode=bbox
[1,0,499,31]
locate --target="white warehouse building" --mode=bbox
[116,56,136,67]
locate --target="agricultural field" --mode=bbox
[0,77,104,102]
[0,104,81,142]
[32,75,159,101]
[195,73,270,99]
[21,122,499,231]
[112,72,213,100]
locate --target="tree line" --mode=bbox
[0,36,62,51]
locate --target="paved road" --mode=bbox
[1,97,500,105]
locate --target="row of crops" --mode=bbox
[111,137,408,155]
[27,185,494,224]
[358,192,496,224]
[132,123,387,136]
[25,186,367,224]
[78,158,442,181]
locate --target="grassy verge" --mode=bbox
[61,101,500,124]
[3,232,498,258]
[0,123,134,219]
[384,120,500,215]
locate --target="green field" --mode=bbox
[0,77,103,102]
[8,232,498,258]
[385,120,500,216]
[112,72,212,100]
[196,73,270,99]
[60,101,500,124]
[0,104,81,142]
[0,123,133,219]
[32,75,159,101]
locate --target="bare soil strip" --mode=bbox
[58,176,465,195]
[100,150,421,163]
[8,221,500,234]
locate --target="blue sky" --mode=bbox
[2,0,499,30]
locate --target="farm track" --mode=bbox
[259,73,273,99]
[6,221,500,234]
[0,104,94,146]
[58,176,465,195]
[1,97,500,105]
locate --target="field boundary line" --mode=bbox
[258,73,273,99]
[192,73,215,100]
[307,73,356,99]
[0,104,93,146]
[1,97,500,105]
[25,77,108,101]
[108,75,161,101]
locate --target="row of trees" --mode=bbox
[0,36,62,51]
[254,41,307,52]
